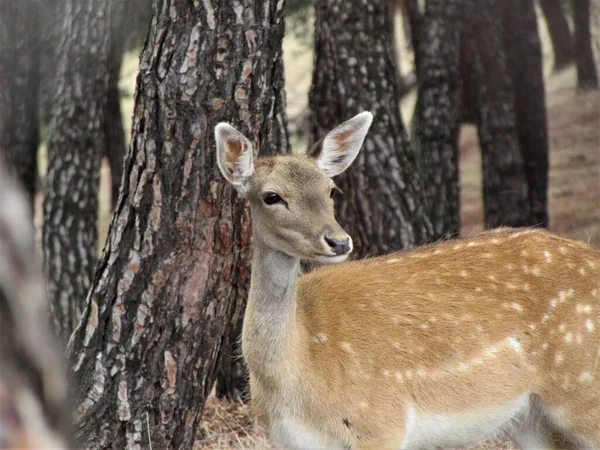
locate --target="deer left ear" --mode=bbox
[312,111,373,177]
[215,123,254,195]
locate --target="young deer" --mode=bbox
[215,112,600,449]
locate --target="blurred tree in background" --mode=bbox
[66,0,288,446]
[309,0,434,257]
[43,0,113,341]
[0,0,41,207]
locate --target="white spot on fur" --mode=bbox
[340,342,353,353]
[531,266,541,276]
[564,332,573,344]
[543,251,552,263]
[510,302,522,312]
[555,352,564,365]
[579,372,593,383]
[313,333,328,343]
[507,337,522,353]
[460,270,468,277]
[585,319,595,332]
[576,304,592,314]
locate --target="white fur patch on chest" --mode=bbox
[400,393,530,449]
[269,414,347,450]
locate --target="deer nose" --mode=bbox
[324,235,351,255]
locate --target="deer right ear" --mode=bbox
[310,112,373,177]
[215,123,254,195]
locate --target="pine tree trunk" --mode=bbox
[309,0,432,256]
[0,161,72,449]
[411,0,462,240]
[43,0,112,342]
[505,0,549,227]
[0,0,41,207]
[66,0,288,447]
[469,0,532,229]
[539,0,575,71]
[573,0,599,90]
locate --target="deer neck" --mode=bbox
[242,240,302,384]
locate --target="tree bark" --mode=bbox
[411,0,462,240]
[539,0,575,71]
[504,0,549,227]
[66,0,288,447]
[573,0,599,90]
[468,0,532,229]
[43,0,112,341]
[309,0,433,257]
[0,0,41,207]
[0,161,73,449]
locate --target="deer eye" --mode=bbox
[330,186,342,199]
[263,192,282,205]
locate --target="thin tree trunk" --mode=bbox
[505,0,549,227]
[0,0,41,207]
[309,0,432,256]
[540,0,575,71]
[43,0,112,341]
[573,0,599,90]
[470,0,532,228]
[411,0,462,240]
[0,161,72,449]
[66,0,288,447]
[103,0,129,210]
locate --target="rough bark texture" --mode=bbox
[66,0,288,447]
[0,0,41,206]
[540,0,575,71]
[573,0,599,90]
[0,161,73,449]
[411,0,462,240]
[504,0,549,227]
[43,0,112,342]
[469,0,532,229]
[309,0,432,256]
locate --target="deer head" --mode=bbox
[215,112,373,263]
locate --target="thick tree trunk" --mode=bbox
[0,161,72,449]
[504,0,549,227]
[309,0,432,256]
[573,0,599,90]
[411,0,462,240]
[469,0,532,229]
[0,0,41,206]
[66,0,288,447]
[540,0,575,71]
[43,0,112,341]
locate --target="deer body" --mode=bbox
[215,113,600,449]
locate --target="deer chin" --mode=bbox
[312,253,350,264]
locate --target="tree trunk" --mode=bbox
[103,0,129,210]
[0,161,72,449]
[43,0,112,341]
[66,0,288,447]
[411,0,462,240]
[0,0,41,207]
[539,0,575,71]
[504,0,549,227]
[469,0,532,229]
[573,0,599,90]
[309,0,432,257]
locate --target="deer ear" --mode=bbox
[215,123,254,194]
[312,112,373,177]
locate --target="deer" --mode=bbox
[214,112,600,449]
